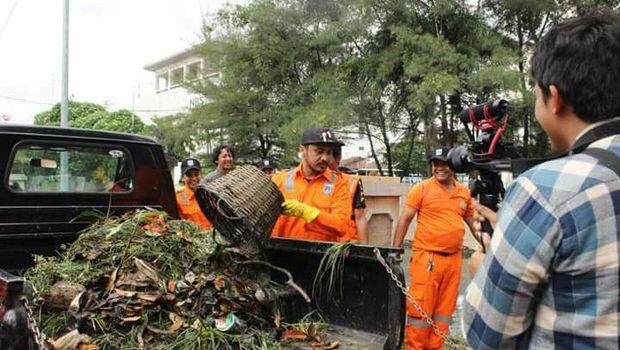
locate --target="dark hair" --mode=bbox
[333,146,342,159]
[212,145,235,164]
[530,13,620,123]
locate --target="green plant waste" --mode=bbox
[25,210,333,350]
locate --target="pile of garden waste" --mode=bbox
[25,210,336,350]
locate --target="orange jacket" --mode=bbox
[175,186,212,230]
[337,173,360,242]
[405,177,474,253]
[271,166,349,242]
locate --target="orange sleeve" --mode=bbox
[464,191,475,217]
[270,172,287,237]
[307,179,350,238]
[272,171,286,189]
[405,181,425,210]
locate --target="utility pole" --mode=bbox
[60,0,70,192]
[60,0,69,127]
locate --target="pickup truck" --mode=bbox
[0,124,406,349]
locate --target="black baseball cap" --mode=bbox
[301,126,345,146]
[428,147,451,163]
[181,158,202,175]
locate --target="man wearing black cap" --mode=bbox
[271,126,350,242]
[392,146,478,350]
[260,159,275,178]
[176,158,212,230]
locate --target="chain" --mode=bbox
[373,248,468,350]
[22,297,49,350]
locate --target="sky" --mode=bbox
[0,0,238,124]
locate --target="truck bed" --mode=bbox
[266,238,406,350]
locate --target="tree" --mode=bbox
[34,101,147,135]
[482,0,620,157]
[192,0,364,165]
[149,113,195,162]
[186,0,576,174]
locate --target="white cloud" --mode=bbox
[0,0,239,124]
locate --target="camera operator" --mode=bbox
[463,14,620,349]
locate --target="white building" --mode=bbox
[136,48,218,122]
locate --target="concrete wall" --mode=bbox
[360,176,415,246]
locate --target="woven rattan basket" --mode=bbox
[195,165,284,257]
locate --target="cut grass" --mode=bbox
[312,241,353,303]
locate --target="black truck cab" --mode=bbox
[0,125,178,271]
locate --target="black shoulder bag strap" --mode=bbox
[580,147,620,178]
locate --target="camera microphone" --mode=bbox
[458,99,508,124]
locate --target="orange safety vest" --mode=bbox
[337,173,360,242]
[271,166,349,242]
[175,186,212,230]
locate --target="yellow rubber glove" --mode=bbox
[281,199,320,223]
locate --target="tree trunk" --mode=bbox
[439,95,449,145]
[517,17,529,157]
[404,129,417,176]
[365,121,383,176]
[377,104,393,176]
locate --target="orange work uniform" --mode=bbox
[175,186,212,230]
[404,177,474,350]
[337,173,361,242]
[271,166,349,242]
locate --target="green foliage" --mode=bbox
[34,101,148,135]
[179,0,615,173]
[313,241,353,302]
[34,101,106,126]
[149,113,196,162]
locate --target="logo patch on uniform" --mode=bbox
[187,160,194,166]
[323,183,334,195]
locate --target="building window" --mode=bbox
[171,67,184,87]
[156,72,169,92]
[186,61,201,81]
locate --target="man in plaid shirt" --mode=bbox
[463,14,620,349]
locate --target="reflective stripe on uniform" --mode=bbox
[432,314,451,324]
[178,189,189,205]
[285,169,337,194]
[348,175,357,200]
[406,315,429,328]
[285,170,295,191]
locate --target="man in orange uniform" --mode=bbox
[271,127,350,242]
[175,158,212,230]
[392,147,478,350]
[329,146,368,243]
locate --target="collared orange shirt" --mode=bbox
[271,166,349,242]
[405,177,474,254]
[175,186,212,230]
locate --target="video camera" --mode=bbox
[447,99,520,236]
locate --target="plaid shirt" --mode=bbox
[462,134,620,349]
